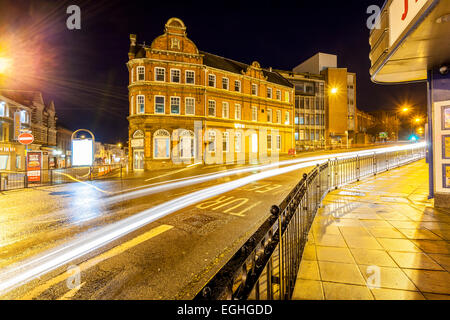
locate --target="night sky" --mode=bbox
[0,0,428,144]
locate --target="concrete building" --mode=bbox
[127,18,295,171]
[0,90,57,171]
[276,70,325,150]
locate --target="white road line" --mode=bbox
[0,143,424,296]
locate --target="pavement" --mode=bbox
[0,143,422,300]
[292,160,450,300]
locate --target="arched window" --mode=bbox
[153,129,170,159]
[133,130,145,139]
[179,130,195,159]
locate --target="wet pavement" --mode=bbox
[293,160,450,300]
[0,144,418,300]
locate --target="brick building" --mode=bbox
[127,18,295,171]
[0,90,57,171]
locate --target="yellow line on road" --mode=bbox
[57,282,86,300]
[19,224,174,300]
[53,172,110,194]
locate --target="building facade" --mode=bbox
[0,90,57,171]
[127,18,295,171]
[56,125,73,168]
[277,71,326,150]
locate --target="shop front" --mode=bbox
[369,0,450,207]
[130,130,145,171]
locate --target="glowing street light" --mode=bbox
[330,87,338,94]
[0,57,12,74]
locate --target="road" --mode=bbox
[0,144,410,300]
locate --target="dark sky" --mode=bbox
[0,0,428,143]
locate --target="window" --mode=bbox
[185,70,195,84]
[136,95,145,114]
[251,106,258,121]
[223,132,229,152]
[267,109,272,122]
[185,97,195,115]
[235,104,241,120]
[276,110,281,124]
[171,69,180,83]
[299,129,305,141]
[0,155,8,170]
[208,100,216,116]
[222,102,229,118]
[155,96,165,114]
[222,78,229,90]
[267,88,272,99]
[234,80,241,92]
[276,89,281,100]
[153,129,170,159]
[208,131,216,152]
[299,115,304,125]
[251,84,258,96]
[0,102,8,117]
[285,111,290,125]
[276,135,281,150]
[155,67,165,81]
[170,97,180,114]
[137,66,145,81]
[235,132,242,153]
[267,134,272,150]
[16,155,21,169]
[285,92,290,103]
[130,96,134,115]
[179,130,195,158]
[208,74,216,87]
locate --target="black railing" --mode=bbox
[195,144,426,300]
[0,164,124,192]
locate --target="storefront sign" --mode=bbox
[443,135,450,159]
[14,112,21,140]
[130,138,144,148]
[27,151,42,183]
[444,164,450,189]
[442,105,450,130]
[389,0,428,47]
[0,144,16,152]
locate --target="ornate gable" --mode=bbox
[244,61,267,81]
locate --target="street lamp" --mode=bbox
[331,87,338,94]
[0,57,11,74]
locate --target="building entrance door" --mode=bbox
[133,150,144,171]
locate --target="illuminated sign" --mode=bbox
[72,139,93,166]
[14,112,21,140]
[389,0,427,46]
[27,152,42,183]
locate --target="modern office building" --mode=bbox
[127,18,295,171]
[279,53,358,149]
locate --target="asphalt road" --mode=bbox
[0,144,406,300]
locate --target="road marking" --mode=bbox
[145,166,197,182]
[19,224,173,300]
[57,282,85,300]
[52,172,110,194]
[196,196,262,217]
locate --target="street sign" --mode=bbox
[18,132,34,145]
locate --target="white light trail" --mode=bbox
[0,143,425,295]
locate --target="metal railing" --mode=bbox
[0,164,124,192]
[195,143,426,300]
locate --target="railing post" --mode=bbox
[278,211,285,300]
[316,164,320,208]
[373,152,377,176]
[356,155,360,181]
[50,169,53,185]
[334,157,338,189]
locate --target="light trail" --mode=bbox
[0,143,425,295]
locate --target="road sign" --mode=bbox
[18,132,34,145]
